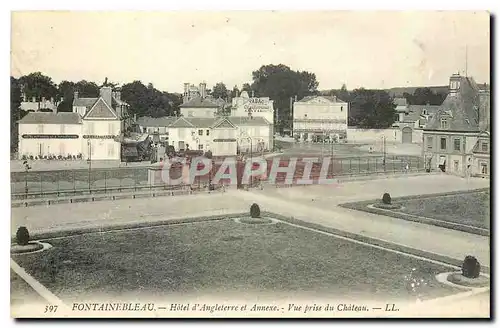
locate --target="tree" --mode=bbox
[18,72,58,100]
[57,80,76,112]
[10,77,25,153]
[212,82,228,99]
[231,85,240,98]
[241,83,252,93]
[349,89,396,128]
[75,80,99,97]
[249,64,319,130]
[405,87,447,106]
[121,80,178,118]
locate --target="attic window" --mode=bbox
[440,117,449,129]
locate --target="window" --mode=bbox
[481,141,489,152]
[440,137,447,150]
[426,136,433,150]
[198,144,204,150]
[454,138,461,151]
[60,124,66,134]
[481,163,488,175]
[422,109,427,115]
[198,129,203,136]
[454,160,459,172]
[107,144,114,157]
[341,106,343,112]
[440,118,448,129]
[206,129,210,136]
[38,124,44,134]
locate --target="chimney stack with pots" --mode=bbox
[100,87,113,107]
[74,91,79,99]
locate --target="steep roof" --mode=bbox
[83,97,118,119]
[425,76,481,132]
[136,116,177,127]
[18,112,82,125]
[228,116,271,126]
[393,98,407,106]
[404,105,441,123]
[73,97,98,108]
[179,96,219,108]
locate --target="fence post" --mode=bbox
[104,171,107,193]
[73,170,76,193]
[367,158,370,173]
[393,155,396,173]
[40,174,43,194]
[349,158,352,175]
[134,169,137,191]
[57,171,60,196]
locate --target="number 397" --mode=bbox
[44,305,58,313]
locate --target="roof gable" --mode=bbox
[83,97,118,119]
[212,117,237,129]
[179,96,219,108]
[169,117,195,128]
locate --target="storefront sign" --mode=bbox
[22,134,79,139]
[213,139,237,142]
[240,97,273,113]
[83,135,118,139]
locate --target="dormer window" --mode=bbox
[440,117,449,129]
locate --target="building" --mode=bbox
[179,97,220,118]
[292,95,349,142]
[231,91,274,125]
[18,86,130,161]
[136,115,273,157]
[20,95,62,113]
[422,73,490,177]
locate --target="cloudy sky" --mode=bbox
[11,11,490,92]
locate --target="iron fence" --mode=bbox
[11,155,426,198]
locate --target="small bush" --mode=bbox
[250,203,261,218]
[29,155,34,160]
[21,154,27,160]
[16,226,30,246]
[57,155,63,160]
[382,193,392,205]
[462,255,481,278]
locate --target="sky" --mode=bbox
[11,11,490,93]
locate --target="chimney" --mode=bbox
[252,90,255,98]
[42,97,46,104]
[74,91,79,99]
[22,93,26,102]
[32,96,36,103]
[50,97,54,104]
[199,82,207,99]
[115,91,121,101]
[100,86,113,107]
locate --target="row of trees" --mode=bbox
[402,87,447,106]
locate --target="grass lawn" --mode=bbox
[340,189,490,234]
[13,218,460,303]
[397,191,490,230]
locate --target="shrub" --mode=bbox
[29,155,34,160]
[21,154,27,160]
[382,193,392,205]
[16,226,30,246]
[250,203,261,218]
[57,155,63,160]
[462,255,481,278]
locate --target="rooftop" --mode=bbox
[18,112,82,125]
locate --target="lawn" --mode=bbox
[340,190,490,235]
[13,218,460,303]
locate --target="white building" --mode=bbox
[20,96,61,113]
[17,86,129,161]
[292,95,348,142]
[231,91,274,125]
[137,115,272,157]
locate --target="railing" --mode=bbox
[11,155,427,199]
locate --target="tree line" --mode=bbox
[12,65,432,151]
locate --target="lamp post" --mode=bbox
[239,132,253,187]
[87,140,92,191]
[23,160,31,199]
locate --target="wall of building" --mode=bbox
[237,125,272,153]
[211,128,238,156]
[18,123,82,157]
[181,107,218,118]
[293,102,347,121]
[231,97,274,125]
[346,128,423,144]
[82,120,121,160]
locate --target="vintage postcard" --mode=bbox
[10,11,490,318]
